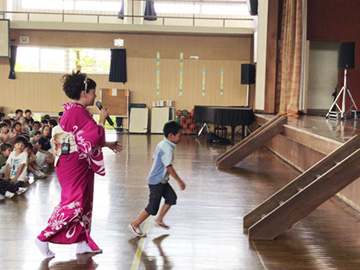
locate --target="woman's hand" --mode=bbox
[105,141,123,153]
[99,107,109,126]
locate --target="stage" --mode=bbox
[255,113,360,213]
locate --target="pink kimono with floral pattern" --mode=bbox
[37,102,105,251]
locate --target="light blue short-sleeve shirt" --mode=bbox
[147,138,176,185]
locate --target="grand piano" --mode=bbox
[193,105,255,144]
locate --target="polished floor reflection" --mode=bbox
[1,128,360,269]
[260,114,360,143]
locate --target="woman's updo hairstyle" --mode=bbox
[61,70,96,100]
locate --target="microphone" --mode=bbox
[95,101,114,127]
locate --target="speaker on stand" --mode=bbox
[326,42,358,119]
[241,63,255,107]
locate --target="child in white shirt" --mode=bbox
[4,136,29,195]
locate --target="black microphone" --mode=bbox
[95,101,114,127]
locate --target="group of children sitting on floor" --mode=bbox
[0,109,58,200]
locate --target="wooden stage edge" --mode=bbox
[255,113,360,213]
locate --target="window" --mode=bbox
[18,0,122,14]
[15,46,111,74]
[154,1,250,17]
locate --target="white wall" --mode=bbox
[307,41,338,110]
[254,0,268,111]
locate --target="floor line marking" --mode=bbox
[131,217,151,270]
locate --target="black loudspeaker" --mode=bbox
[109,48,127,83]
[241,64,255,85]
[247,0,258,16]
[338,42,355,69]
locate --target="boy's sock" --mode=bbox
[0,194,4,200]
[76,240,103,254]
[4,191,14,198]
[34,237,55,258]
[16,187,27,195]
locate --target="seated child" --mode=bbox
[30,130,41,146]
[36,125,54,169]
[3,136,29,196]
[0,143,13,199]
[18,116,31,134]
[25,143,46,180]
[11,121,22,144]
[0,122,11,144]
[15,109,23,120]
[25,109,34,128]
[0,143,12,177]
[49,119,58,129]
[30,121,41,137]
[40,119,48,132]
[9,118,15,129]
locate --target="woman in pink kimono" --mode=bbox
[35,71,122,258]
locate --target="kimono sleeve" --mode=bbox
[79,119,106,148]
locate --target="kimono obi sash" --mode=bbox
[52,125,78,167]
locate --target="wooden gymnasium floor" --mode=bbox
[2,125,360,269]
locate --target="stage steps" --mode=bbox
[244,135,360,240]
[216,115,287,169]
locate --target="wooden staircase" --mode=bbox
[216,115,287,169]
[243,135,360,240]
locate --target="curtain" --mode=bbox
[277,0,303,116]
[109,48,127,83]
[118,0,124,20]
[144,1,157,21]
[8,45,17,80]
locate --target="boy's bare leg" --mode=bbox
[155,204,171,224]
[132,209,150,228]
[27,165,35,173]
[32,162,40,170]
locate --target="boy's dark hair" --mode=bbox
[49,119,58,127]
[0,143,12,152]
[0,121,9,129]
[0,112,5,118]
[26,142,33,150]
[9,118,15,122]
[41,119,48,125]
[15,109,23,115]
[33,121,41,126]
[12,121,21,129]
[34,130,41,136]
[3,119,11,126]
[163,121,182,137]
[25,109,32,114]
[19,133,30,141]
[14,136,29,147]
[61,70,96,100]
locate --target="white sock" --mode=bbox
[34,237,55,258]
[4,191,14,198]
[76,240,102,254]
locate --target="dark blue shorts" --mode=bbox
[145,183,177,215]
